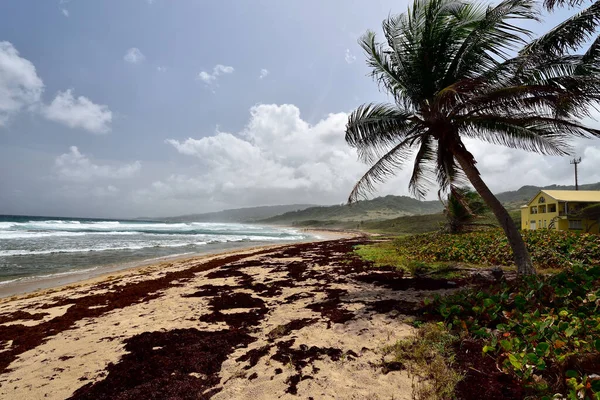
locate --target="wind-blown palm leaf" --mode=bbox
[359,31,408,104]
[345,103,418,163]
[408,135,437,198]
[545,0,592,11]
[348,136,420,203]
[457,119,574,155]
[443,0,539,84]
[522,1,600,56]
[575,34,600,74]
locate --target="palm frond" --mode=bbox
[408,135,437,198]
[544,0,591,11]
[348,136,419,203]
[444,0,538,83]
[575,34,600,74]
[456,115,600,155]
[345,103,419,163]
[522,1,600,56]
[359,31,409,104]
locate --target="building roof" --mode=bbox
[541,190,600,202]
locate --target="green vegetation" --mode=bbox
[353,226,600,398]
[286,213,448,235]
[395,230,600,270]
[260,195,442,224]
[362,213,447,235]
[441,187,488,233]
[345,0,600,276]
[429,265,600,399]
[354,242,404,268]
[381,323,462,400]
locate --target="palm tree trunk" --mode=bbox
[452,144,536,276]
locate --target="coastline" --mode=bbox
[0,234,435,400]
[0,228,355,300]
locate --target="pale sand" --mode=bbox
[0,235,436,400]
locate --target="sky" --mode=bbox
[1,0,599,219]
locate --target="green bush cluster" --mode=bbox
[395,229,600,269]
[427,264,600,399]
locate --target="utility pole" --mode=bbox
[570,157,582,190]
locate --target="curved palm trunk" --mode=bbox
[453,145,536,275]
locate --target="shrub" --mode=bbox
[427,264,600,399]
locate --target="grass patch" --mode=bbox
[354,241,480,279]
[361,213,446,235]
[382,323,462,400]
[354,241,405,269]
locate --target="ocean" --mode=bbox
[0,215,311,286]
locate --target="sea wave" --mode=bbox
[0,220,300,237]
[0,234,304,257]
[0,231,144,240]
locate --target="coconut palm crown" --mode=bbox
[345,0,600,275]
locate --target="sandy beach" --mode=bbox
[0,235,462,399]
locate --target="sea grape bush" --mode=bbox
[396,229,600,269]
[427,264,600,399]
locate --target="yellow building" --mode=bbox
[520,190,600,233]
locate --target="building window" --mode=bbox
[548,204,556,213]
[539,197,546,204]
[569,220,583,230]
[539,205,547,213]
[530,206,538,214]
[543,220,547,228]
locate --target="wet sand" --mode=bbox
[0,236,466,399]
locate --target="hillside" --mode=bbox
[152,181,600,226]
[260,182,600,229]
[158,204,315,223]
[259,195,443,224]
[495,182,600,209]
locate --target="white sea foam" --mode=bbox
[0,231,142,240]
[0,220,287,235]
[0,232,305,257]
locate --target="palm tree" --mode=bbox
[345,0,600,275]
[441,187,488,233]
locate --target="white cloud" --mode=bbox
[42,89,112,133]
[0,41,44,126]
[55,146,141,181]
[124,47,145,64]
[461,136,600,194]
[61,8,69,17]
[157,66,167,72]
[155,103,600,211]
[162,104,371,206]
[259,68,269,79]
[197,64,234,85]
[344,49,356,64]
